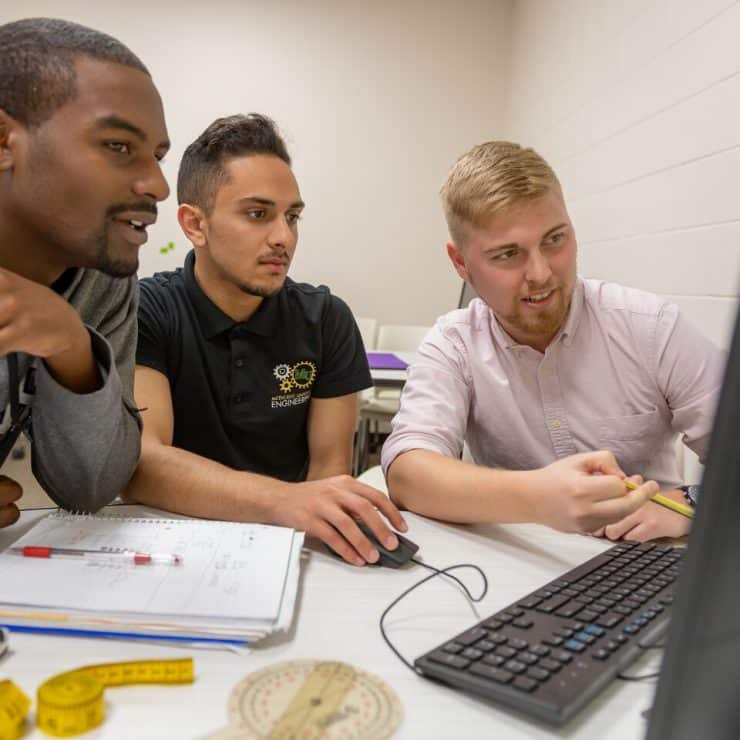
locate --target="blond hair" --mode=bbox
[441,141,561,246]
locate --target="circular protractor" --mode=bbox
[212,659,403,739]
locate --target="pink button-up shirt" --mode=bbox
[382,278,725,489]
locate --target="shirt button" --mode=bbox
[551,419,561,430]
[234,358,245,368]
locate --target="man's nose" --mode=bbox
[132,160,170,203]
[525,248,553,285]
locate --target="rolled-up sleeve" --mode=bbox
[653,305,726,464]
[30,275,141,511]
[381,323,472,476]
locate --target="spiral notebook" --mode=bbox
[0,508,304,647]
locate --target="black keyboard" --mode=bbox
[415,541,682,725]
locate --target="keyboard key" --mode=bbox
[503,660,526,674]
[564,639,586,653]
[513,677,539,692]
[456,627,488,646]
[595,613,622,628]
[529,645,550,656]
[513,617,534,629]
[518,652,539,665]
[462,647,483,660]
[508,638,529,651]
[585,625,605,636]
[469,663,513,683]
[495,646,517,659]
[555,628,574,638]
[482,654,505,667]
[476,640,496,653]
[527,667,550,682]
[538,658,562,672]
[543,636,564,647]
[496,613,514,624]
[482,618,503,630]
[518,596,542,609]
[428,651,470,669]
[624,625,640,634]
[486,632,508,645]
[443,641,463,654]
[575,609,599,622]
[551,650,573,663]
[537,595,571,613]
[592,649,610,660]
[605,640,621,651]
[574,632,596,645]
[555,604,582,618]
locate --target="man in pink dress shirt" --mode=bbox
[382,141,724,541]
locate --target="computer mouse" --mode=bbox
[355,520,419,568]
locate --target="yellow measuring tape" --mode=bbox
[1,658,193,738]
[0,680,30,740]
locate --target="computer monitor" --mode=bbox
[646,303,740,740]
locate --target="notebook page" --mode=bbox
[0,513,297,622]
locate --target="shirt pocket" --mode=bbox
[596,408,662,471]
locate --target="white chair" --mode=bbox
[355,323,431,474]
[354,316,377,352]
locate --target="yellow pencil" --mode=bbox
[624,479,695,519]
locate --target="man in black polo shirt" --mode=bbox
[125,114,406,565]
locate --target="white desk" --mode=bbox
[0,507,660,739]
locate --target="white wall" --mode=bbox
[504,0,740,350]
[3,0,512,326]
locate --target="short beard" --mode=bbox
[238,281,284,298]
[92,224,139,278]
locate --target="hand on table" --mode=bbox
[268,475,408,566]
[530,451,658,534]
[0,475,22,527]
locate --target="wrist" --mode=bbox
[678,484,700,508]
[247,475,292,525]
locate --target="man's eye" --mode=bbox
[545,232,565,246]
[106,142,130,155]
[286,213,302,224]
[247,210,266,220]
[493,249,517,261]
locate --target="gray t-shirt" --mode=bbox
[0,268,141,511]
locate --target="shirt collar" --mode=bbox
[489,275,585,351]
[183,249,284,339]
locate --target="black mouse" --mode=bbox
[355,520,419,568]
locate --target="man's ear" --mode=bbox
[0,109,21,172]
[177,204,208,248]
[446,242,471,283]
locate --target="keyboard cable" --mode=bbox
[379,558,489,675]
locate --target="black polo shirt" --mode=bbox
[137,250,371,482]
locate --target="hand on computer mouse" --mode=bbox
[267,474,408,566]
[353,520,420,568]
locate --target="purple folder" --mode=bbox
[367,352,409,370]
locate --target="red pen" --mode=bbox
[11,546,183,566]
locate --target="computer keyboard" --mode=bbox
[415,540,682,725]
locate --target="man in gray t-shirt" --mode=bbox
[0,18,170,526]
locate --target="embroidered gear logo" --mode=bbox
[271,361,317,408]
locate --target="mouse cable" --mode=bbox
[379,559,488,675]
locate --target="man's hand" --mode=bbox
[529,451,659,534]
[0,268,88,358]
[0,475,22,527]
[591,488,692,542]
[0,268,99,392]
[268,475,408,566]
